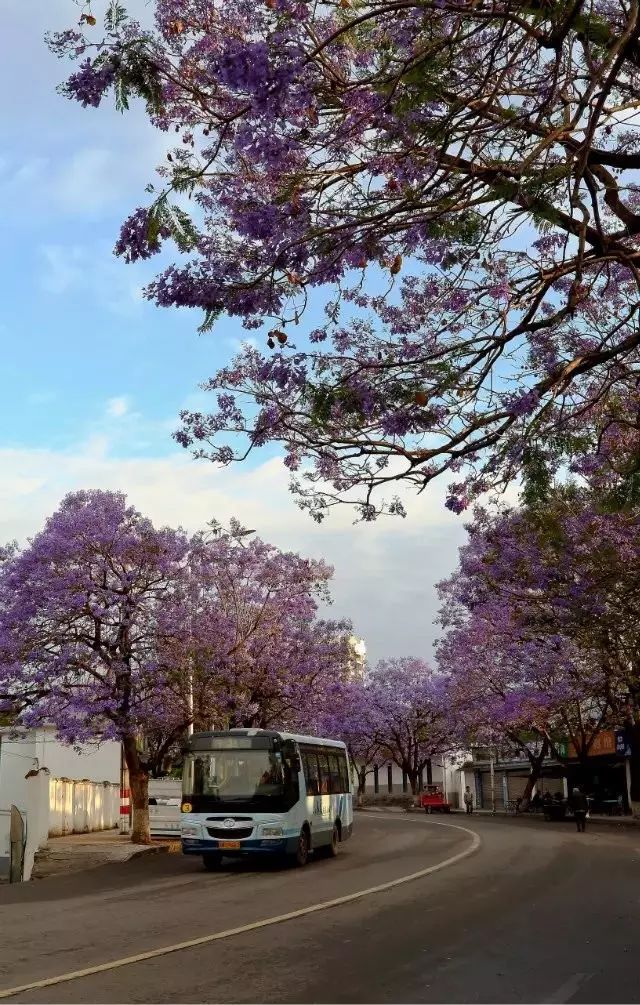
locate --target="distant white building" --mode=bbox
[347,636,367,679]
[360,752,468,807]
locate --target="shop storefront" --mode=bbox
[468,728,632,812]
[559,730,631,814]
[471,759,565,810]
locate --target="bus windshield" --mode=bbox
[183,748,298,812]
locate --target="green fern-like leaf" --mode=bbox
[165,204,199,252]
[114,74,130,112]
[198,309,222,333]
[105,1,128,32]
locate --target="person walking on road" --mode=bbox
[463,786,474,815]
[571,787,589,832]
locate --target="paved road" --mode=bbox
[1,812,639,1003]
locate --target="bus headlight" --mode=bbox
[261,826,283,838]
[181,825,201,837]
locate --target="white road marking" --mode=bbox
[0,820,480,1000]
[545,971,593,1003]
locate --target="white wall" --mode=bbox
[357,752,469,807]
[23,768,50,881]
[0,731,121,881]
[48,777,119,837]
[0,728,120,817]
[29,730,120,784]
[362,758,457,796]
[0,808,11,874]
[0,732,39,815]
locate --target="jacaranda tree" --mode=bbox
[187,523,353,731]
[0,492,352,841]
[322,658,450,795]
[314,679,382,798]
[367,658,450,794]
[49,1,640,518]
[437,490,640,802]
[0,491,194,842]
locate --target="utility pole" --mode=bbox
[489,743,496,815]
[187,675,194,738]
[187,565,199,740]
[119,742,130,835]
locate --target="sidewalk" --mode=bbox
[464,807,640,826]
[357,805,640,827]
[31,829,177,880]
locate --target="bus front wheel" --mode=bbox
[203,853,223,871]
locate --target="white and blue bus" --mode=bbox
[180,729,354,869]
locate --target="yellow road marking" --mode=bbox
[0,819,480,1001]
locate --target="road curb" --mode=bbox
[126,842,172,861]
[355,805,410,814]
[89,838,180,866]
[357,805,640,827]
[457,809,640,829]
[30,839,178,882]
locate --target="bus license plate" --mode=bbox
[218,840,241,850]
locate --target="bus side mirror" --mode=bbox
[282,740,301,774]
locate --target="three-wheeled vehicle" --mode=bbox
[420,784,452,814]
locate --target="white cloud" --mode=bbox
[0,445,470,663]
[225,335,260,354]
[38,241,147,315]
[52,148,122,217]
[49,146,169,220]
[40,245,84,294]
[78,436,111,462]
[10,157,48,187]
[2,0,172,226]
[106,397,130,419]
[0,137,169,226]
[179,391,214,413]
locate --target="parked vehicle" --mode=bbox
[420,784,452,814]
[148,778,181,838]
[543,793,568,821]
[180,729,354,869]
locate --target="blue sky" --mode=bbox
[0,0,471,663]
[1,0,233,458]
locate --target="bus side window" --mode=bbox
[328,753,342,793]
[337,754,350,793]
[317,752,331,794]
[303,751,320,796]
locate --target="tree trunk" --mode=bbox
[123,735,150,844]
[406,768,419,796]
[518,767,539,810]
[358,767,367,795]
[517,739,549,811]
[130,771,150,844]
[357,767,367,806]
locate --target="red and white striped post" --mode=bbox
[119,746,131,835]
